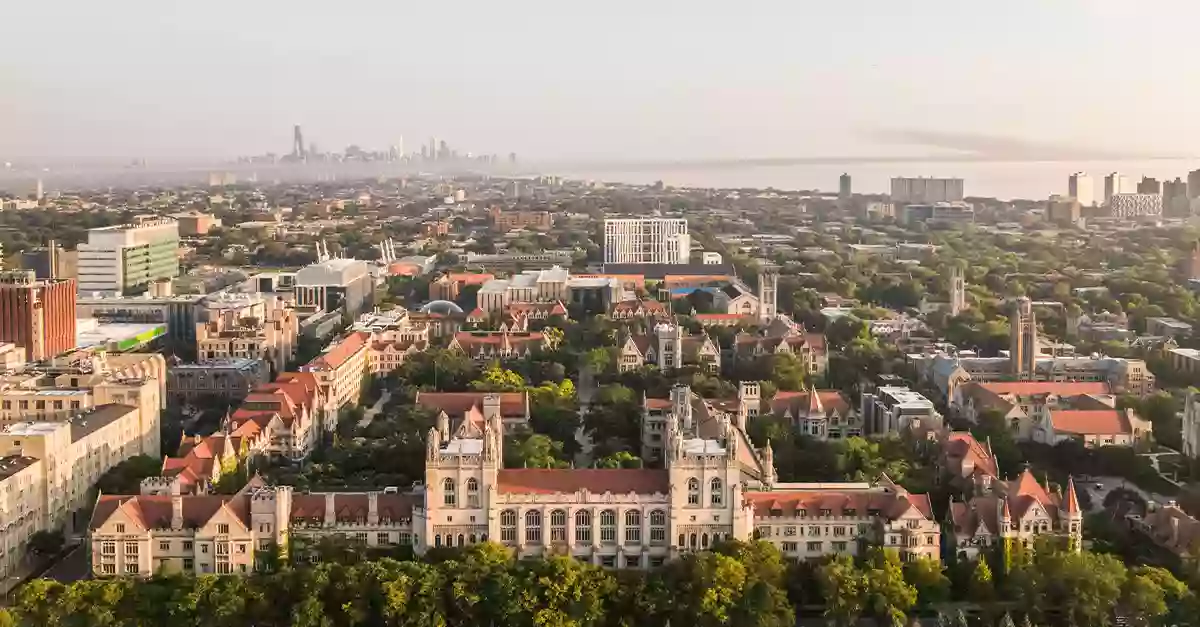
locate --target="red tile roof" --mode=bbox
[743,489,931,520]
[770,390,849,416]
[497,469,669,495]
[415,392,528,418]
[90,494,249,530]
[978,381,1111,397]
[943,432,999,479]
[289,493,417,523]
[1049,409,1131,435]
[306,332,368,370]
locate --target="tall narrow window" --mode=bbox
[650,510,667,545]
[443,478,456,507]
[710,477,723,506]
[625,510,642,545]
[500,510,517,544]
[550,510,567,542]
[466,478,479,508]
[687,478,700,505]
[575,510,593,543]
[600,510,617,544]
[525,510,543,544]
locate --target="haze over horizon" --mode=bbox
[3,0,1198,162]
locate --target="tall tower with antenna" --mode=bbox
[292,125,307,161]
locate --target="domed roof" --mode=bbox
[421,300,464,315]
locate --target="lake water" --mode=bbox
[560,159,1200,201]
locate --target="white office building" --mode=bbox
[1068,172,1095,207]
[890,178,964,204]
[603,219,691,265]
[1109,193,1163,219]
[76,219,180,295]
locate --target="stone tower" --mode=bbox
[949,266,967,316]
[1009,297,1038,379]
[757,265,779,323]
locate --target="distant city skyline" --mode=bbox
[5,1,1200,163]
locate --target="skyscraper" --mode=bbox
[1104,172,1134,204]
[1010,297,1038,380]
[1164,178,1188,216]
[292,125,306,160]
[603,218,691,265]
[1189,169,1200,199]
[1137,176,1161,195]
[838,173,852,200]
[0,270,77,361]
[1067,172,1094,207]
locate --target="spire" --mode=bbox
[805,384,824,415]
[1064,476,1080,515]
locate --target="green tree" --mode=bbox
[968,558,995,604]
[862,548,917,627]
[903,557,951,607]
[469,362,527,392]
[596,451,642,468]
[505,434,568,468]
[817,555,864,627]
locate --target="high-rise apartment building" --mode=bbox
[1067,172,1094,207]
[1189,170,1200,199]
[1103,172,1134,204]
[603,218,691,265]
[838,173,852,199]
[77,218,180,295]
[889,177,964,204]
[0,270,77,361]
[1137,177,1161,195]
[1163,178,1189,216]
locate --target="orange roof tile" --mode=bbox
[306,332,369,370]
[978,381,1111,397]
[1049,410,1130,435]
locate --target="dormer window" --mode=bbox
[770,508,782,517]
[820,509,832,517]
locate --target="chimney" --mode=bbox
[1171,516,1181,546]
[368,492,380,525]
[324,493,336,526]
[171,494,184,530]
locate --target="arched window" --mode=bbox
[550,509,567,542]
[600,509,617,544]
[525,510,543,544]
[702,533,709,548]
[575,510,593,543]
[469,534,477,544]
[678,534,686,548]
[443,478,456,507]
[687,478,700,505]
[434,535,442,547]
[689,533,698,548]
[710,477,723,506]
[457,534,465,547]
[649,510,667,545]
[500,509,517,544]
[466,477,480,508]
[625,510,642,545]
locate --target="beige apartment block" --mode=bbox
[0,455,46,580]
[0,403,142,535]
[0,352,165,460]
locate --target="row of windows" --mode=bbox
[499,509,667,545]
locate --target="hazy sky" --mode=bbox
[3,0,1198,161]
